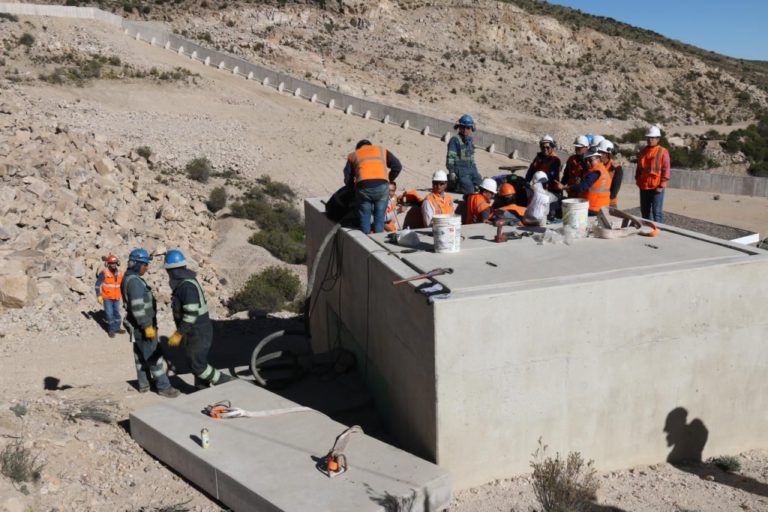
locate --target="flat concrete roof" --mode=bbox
[307,198,763,299]
[130,380,451,512]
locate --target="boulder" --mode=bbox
[94,157,116,176]
[0,273,38,308]
[23,177,49,198]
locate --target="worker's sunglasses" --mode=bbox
[433,181,447,186]
[540,144,553,150]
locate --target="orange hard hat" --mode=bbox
[499,183,516,197]
[106,254,119,265]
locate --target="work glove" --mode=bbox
[168,331,183,348]
[144,326,156,340]
[97,296,103,305]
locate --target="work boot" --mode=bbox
[212,373,236,386]
[108,332,116,338]
[194,376,209,390]
[117,329,126,334]
[157,386,180,398]
[138,386,150,393]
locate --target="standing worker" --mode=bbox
[95,254,125,338]
[164,249,234,389]
[525,135,562,221]
[464,178,497,224]
[562,135,589,197]
[421,169,455,227]
[121,248,179,397]
[343,140,403,234]
[567,147,612,216]
[446,114,482,194]
[596,139,624,207]
[635,125,671,223]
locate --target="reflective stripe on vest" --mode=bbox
[348,145,387,183]
[180,279,208,325]
[586,164,611,212]
[101,270,123,301]
[466,193,491,224]
[121,273,153,326]
[637,145,666,190]
[424,193,454,216]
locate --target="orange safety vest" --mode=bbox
[564,154,587,187]
[100,269,123,301]
[423,192,455,216]
[585,163,611,213]
[384,196,397,232]
[398,189,424,205]
[465,193,492,224]
[348,145,388,183]
[636,145,668,190]
[498,203,526,216]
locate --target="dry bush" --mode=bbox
[530,439,599,512]
[0,441,44,484]
[61,399,117,424]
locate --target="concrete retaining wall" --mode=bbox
[4,3,767,197]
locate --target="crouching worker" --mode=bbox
[164,249,234,389]
[421,169,455,227]
[121,248,179,397]
[493,182,526,223]
[523,171,559,226]
[464,178,497,224]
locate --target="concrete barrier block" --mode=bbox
[262,76,270,86]
[422,126,430,136]
[442,132,451,143]
[487,143,495,153]
[345,105,353,115]
[218,61,226,70]
[191,50,197,60]
[204,56,211,66]
[135,32,141,41]
[402,120,410,129]
[294,87,301,97]
[328,99,335,109]
[383,115,390,125]
[247,71,254,80]
[364,110,371,119]
[178,46,184,55]
[509,150,519,159]
[277,82,285,92]
[165,41,171,50]
[310,93,317,103]
[150,37,156,46]
[233,66,239,75]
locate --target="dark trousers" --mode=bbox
[131,328,171,391]
[183,322,213,376]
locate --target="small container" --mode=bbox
[201,428,210,449]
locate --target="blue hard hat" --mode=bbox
[455,114,475,130]
[164,249,187,269]
[585,133,594,145]
[128,248,152,265]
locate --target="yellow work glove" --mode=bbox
[97,296,103,304]
[144,326,156,340]
[168,331,183,348]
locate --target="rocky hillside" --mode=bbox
[64,0,768,135]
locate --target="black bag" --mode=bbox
[325,186,357,227]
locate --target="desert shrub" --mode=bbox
[395,82,410,95]
[748,161,768,177]
[0,441,43,484]
[62,399,116,424]
[249,228,305,264]
[707,455,741,473]
[0,12,19,22]
[227,266,300,314]
[668,143,715,169]
[207,186,227,212]
[136,145,152,159]
[18,33,35,47]
[256,175,296,201]
[230,196,302,232]
[530,439,599,512]
[186,157,212,183]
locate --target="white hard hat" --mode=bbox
[589,134,605,149]
[480,178,498,194]
[532,171,548,184]
[432,169,448,182]
[573,135,589,148]
[645,125,661,138]
[584,147,601,159]
[597,139,614,154]
[539,134,555,146]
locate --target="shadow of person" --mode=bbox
[664,407,768,499]
[81,309,109,334]
[43,376,73,391]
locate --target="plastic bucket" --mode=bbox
[432,214,461,253]
[562,198,589,237]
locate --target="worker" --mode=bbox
[464,178,497,224]
[164,249,234,389]
[523,171,558,226]
[589,134,606,153]
[561,135,589,197]
[635,125,671,223]
[343,139,403,234]
[383,181,402,232]
[597,139,624,207]
[421,169,455,227]
[493,183,526,221]
[567,146,612,215]
[446,114,482,194]
[525,135,562,221]
[121,248,179,397]
[95,254,125,338]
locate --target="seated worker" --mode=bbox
[566,147,612,216]
[562,135,589,198]
[596,140,623,207]
[525,135,562,221]
[493,182,526,222]
[421,169,455,227]
[383,181,402,232]
[464,178,497,224]
[523,171,558,226]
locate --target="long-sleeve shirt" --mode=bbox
[121,270,156,330]
[525,153,562,191]
[343,150,402,189]
[634,146,671,188]
[568,170,601,195]
[608,162,624,200]
[446,135,476,174]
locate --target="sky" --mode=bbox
[548,1,768,61]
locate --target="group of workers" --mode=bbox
[343,115,671,232]
[94,248,234,398]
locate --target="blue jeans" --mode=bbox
[356,183,389,233]
[640,189,665,223]
[457,168,482,195]
[103,299,122,334]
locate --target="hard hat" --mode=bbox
[163,249,187,269]
[106,254,119,265]
[597,139,614,154]
[539,134,556,147]
[532,171,549,184]
[589,134,605,149]
[584,148,601,159]
[355,139,372,150]
[454,114,475,130]
[499,183,516,196]
[585,133,594,145]
[432,169,448,182]
[573,135,589,148]
[480,178,498,194]
[128,248,151,265]
[645,125,661,138]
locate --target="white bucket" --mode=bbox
[432,214,461,253]
[561,198,589,237]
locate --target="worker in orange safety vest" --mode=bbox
[635,125,671,223]
[464,178,497,224]
[95,254,125,338]
[421,169,455,227]
[566,147,612,215]
[493,182,526,221]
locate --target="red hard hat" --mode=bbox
[106,254,119,265]
[499,183,516,197]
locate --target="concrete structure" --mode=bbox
[130,380,452,511]
[305,197,768,489]
[3,3,768,197]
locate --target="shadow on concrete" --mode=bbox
[43,376,73,391]
[664,407,768,499]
